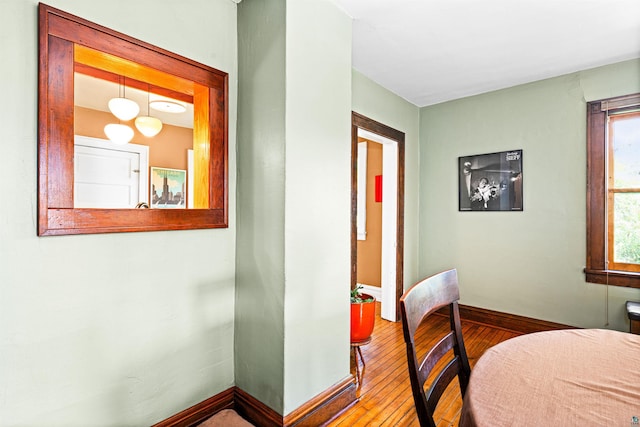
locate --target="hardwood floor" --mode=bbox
[327,304,522,427]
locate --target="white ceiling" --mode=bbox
[332,0,640,107]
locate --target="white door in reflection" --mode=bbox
[74,135,149,208]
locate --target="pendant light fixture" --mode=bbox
[105,76,136,145]
[104,123,134,145]
[108,76,139,121]
[135,86,163,137]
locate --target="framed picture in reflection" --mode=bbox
[150,167,186,209]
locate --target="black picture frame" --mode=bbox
[459,149,523,211]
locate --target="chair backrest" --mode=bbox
[399,268,471,427]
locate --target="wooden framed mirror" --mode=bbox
[38,3,228,235]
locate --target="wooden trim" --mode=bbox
[193,83,211,208]
[74,63,194,104]
[45,35,75,210]
[585,268,640,289]
[154,379,357,427]
[233,387,283,427]
[599,94,640,111]
[42,208,226,236]
[38,4,228,236]
[211,82,229,220]
[438,304,575,334]
[395,136,405,322]
[44,4,226,85]
[283,377,357,427]
[350,122,359,293]
[74,45,197,97]
[585,102,605,275]
[351,112,405,321]
[153,301,573,427]
[586,96,640,288]
[151,388,234,427]
[352,112,405,142]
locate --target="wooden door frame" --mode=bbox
[351,112,405,321]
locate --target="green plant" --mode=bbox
[350,285,374,303]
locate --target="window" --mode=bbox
[586,94,640,288]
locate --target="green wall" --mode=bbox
[0,1,238,424]
[352,70,422,291]
[283,0,352,414]
[236,0,287,413]
[4,0,638,423]
[419,59,640,331]
[236,0,352,415]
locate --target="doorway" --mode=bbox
[74,135,149,208]
[351,112,405,322]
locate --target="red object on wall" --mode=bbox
[375,175,382,202]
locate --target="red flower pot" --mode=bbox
[350,294,376,343]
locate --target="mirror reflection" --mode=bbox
[39,3,228,236]
[73,50,196,209]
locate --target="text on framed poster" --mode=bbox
[458,149,523,211]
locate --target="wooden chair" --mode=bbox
[399,269,471,427]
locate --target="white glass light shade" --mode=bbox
[108,97,140,121]
[104,124,134,145]
[135,116,163,137]
[149,100,187,114]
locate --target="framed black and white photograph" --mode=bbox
[459,149,523,211]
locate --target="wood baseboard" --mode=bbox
[233,387,282,427]
[154,377,357,427]
[156,305,567,427]
[152,387,235,427]
[442,304,575,334]
[283,376,357,427]
[152,303,574,427]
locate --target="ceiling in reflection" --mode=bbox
[74,73,194,129]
